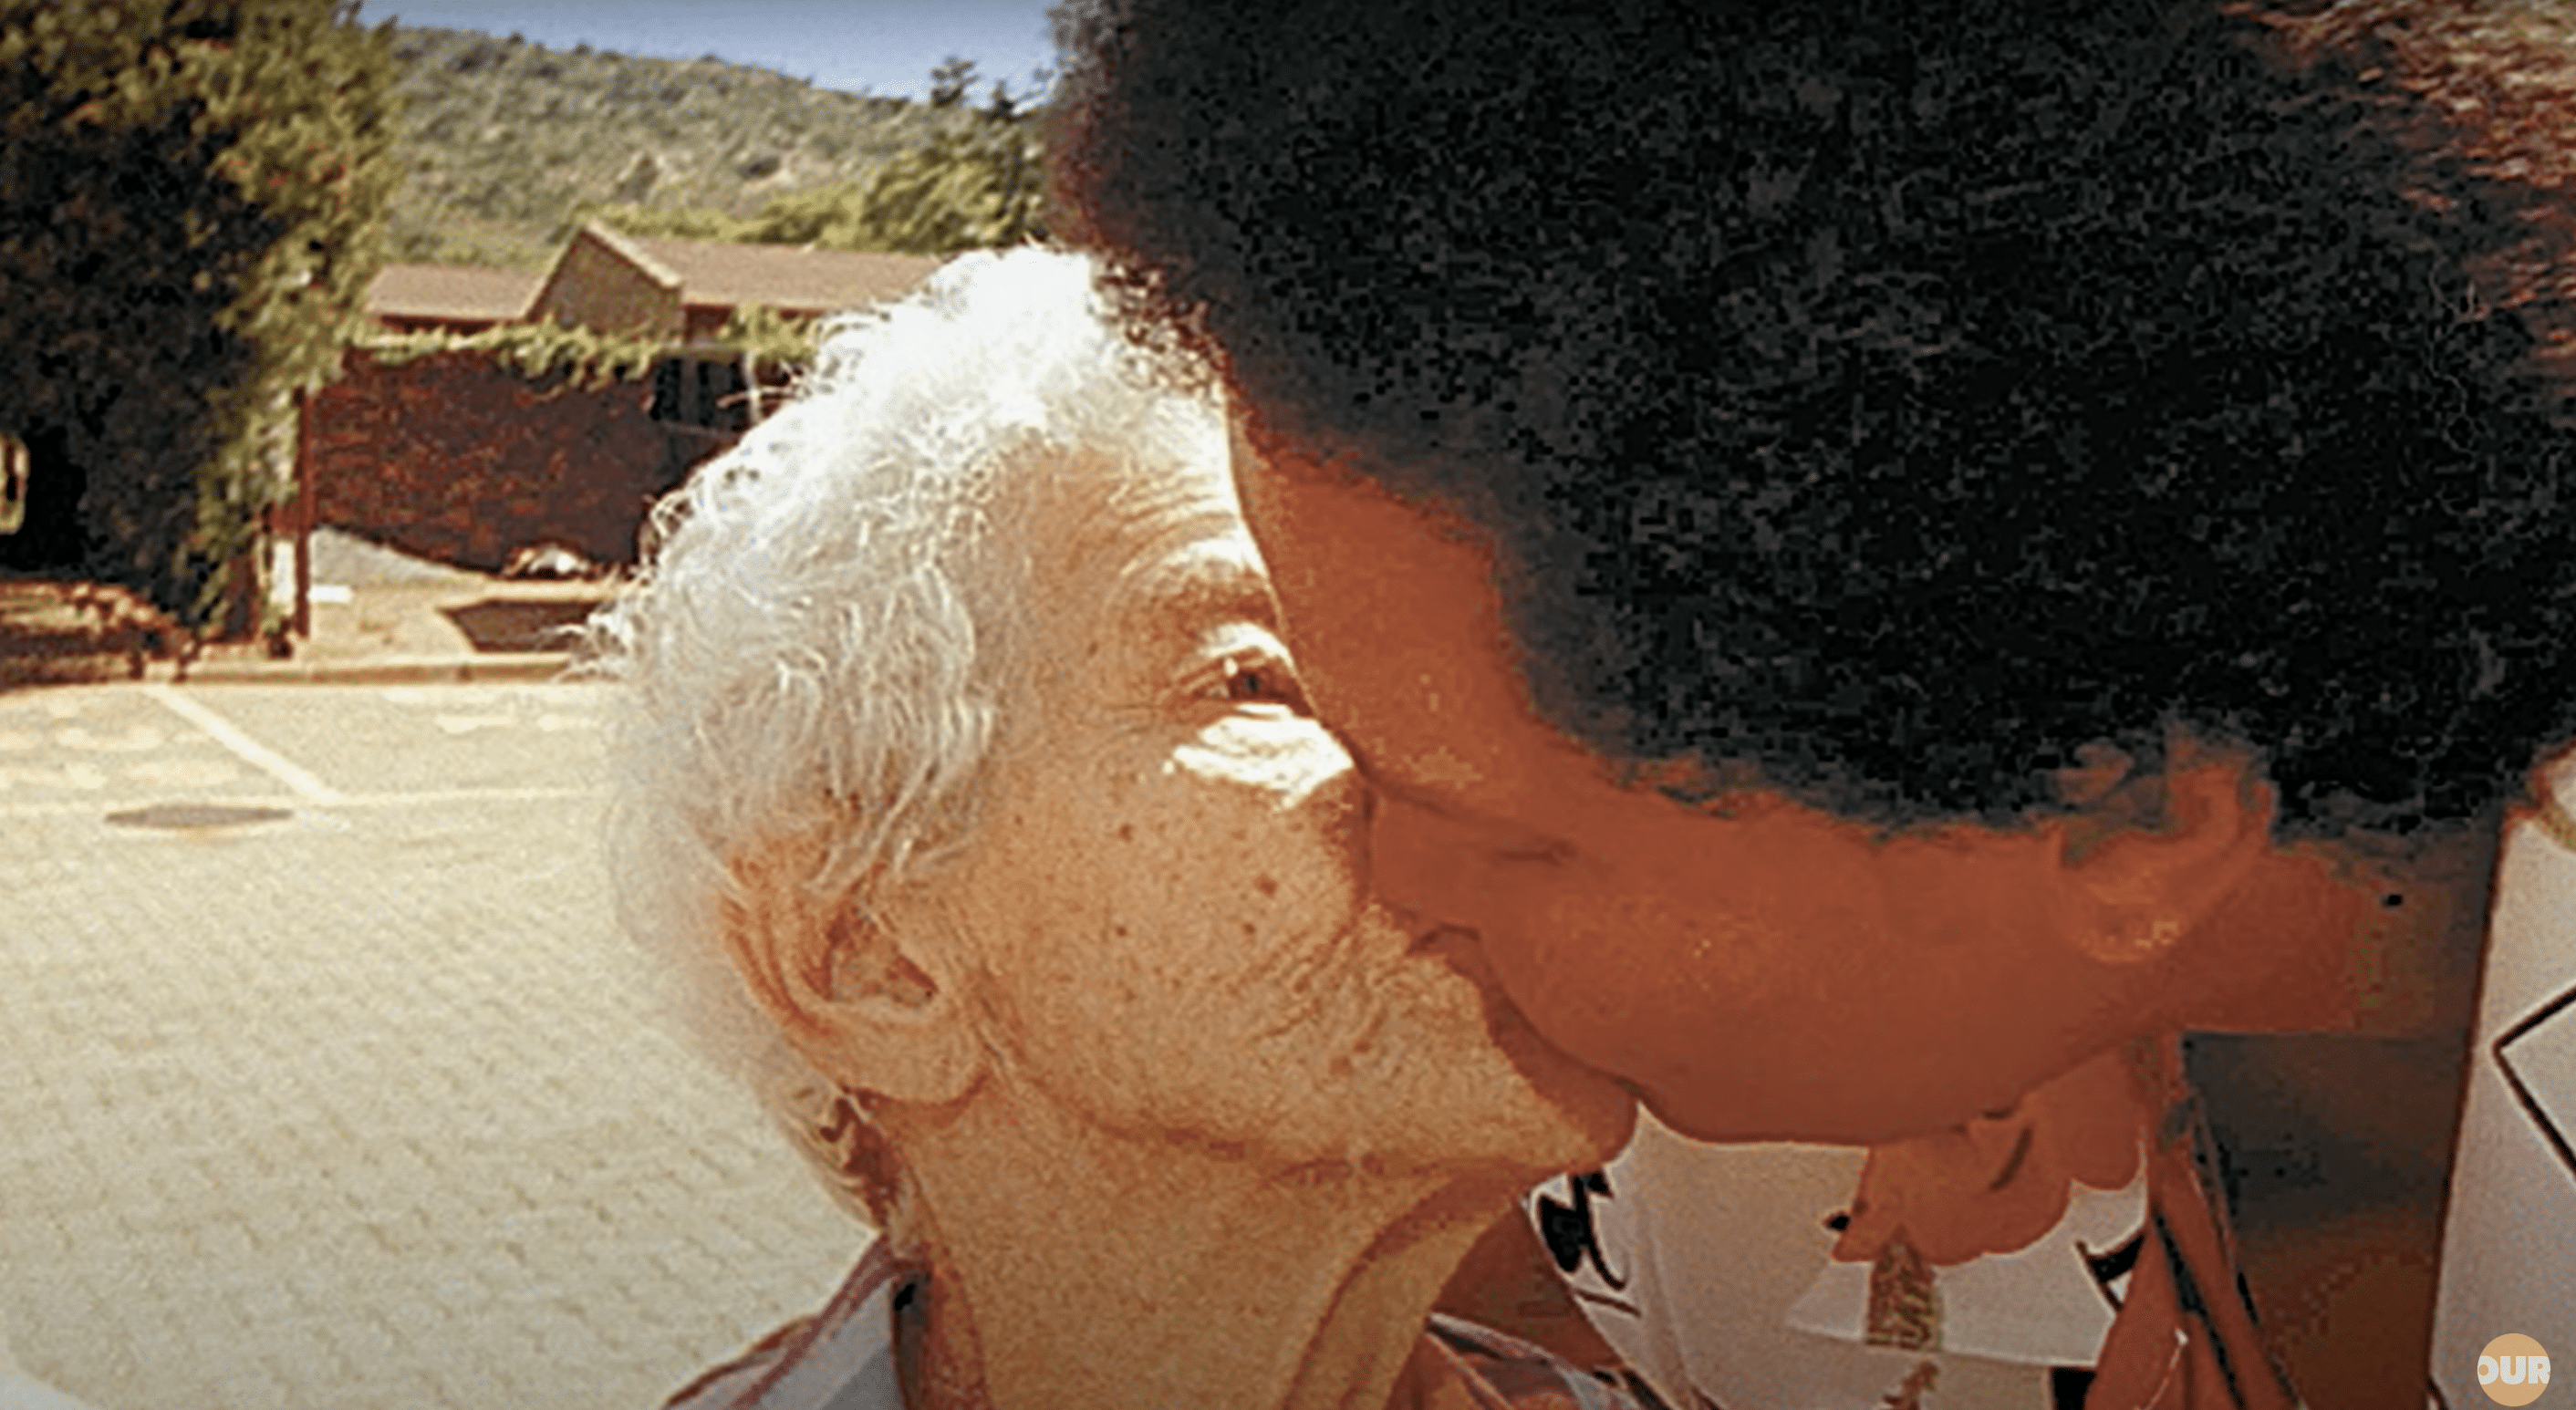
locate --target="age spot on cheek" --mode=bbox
[1255,875,1279,897]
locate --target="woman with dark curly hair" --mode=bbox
[1053,2,2576,1405]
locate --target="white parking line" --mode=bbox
[140,683,344,804]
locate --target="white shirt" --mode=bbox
[2430,759,2576,1402]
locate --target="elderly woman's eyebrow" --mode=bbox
[1117,544,1280,639]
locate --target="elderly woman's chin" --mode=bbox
[1385,919,1640,1181]
[1181,905,1640,1189]
[975,892,1636,1191]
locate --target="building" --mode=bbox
[530,220,947,439]
[527,219,943,345]
[309,227,949,583]
[364,263,543,335]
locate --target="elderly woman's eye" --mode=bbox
[1216,654,1311,713]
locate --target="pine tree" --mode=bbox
[0,0,397,628]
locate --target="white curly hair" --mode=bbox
[586,246,1222,1252]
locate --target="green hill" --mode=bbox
[383,26,996,268]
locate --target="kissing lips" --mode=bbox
[1416,923,1641,1148]
[1417,925,1571,1052]
[1408,923,1475,957]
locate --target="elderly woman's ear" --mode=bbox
[722,843,983,1106]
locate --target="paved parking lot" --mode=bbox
[0,681,859,1410]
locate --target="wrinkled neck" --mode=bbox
[889,1081,1521,1410]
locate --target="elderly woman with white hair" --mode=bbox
[592,247,1645,1410]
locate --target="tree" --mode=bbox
[843,108,1045,254]
[928,55,976,109]
[589,56,1051,262]
[0,0,397,628]
[691,66,1046,255]
[599,120,1046,257]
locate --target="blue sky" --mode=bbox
[365,1,1064,102]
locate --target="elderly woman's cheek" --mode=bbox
[1173,715,1358,803]
[1148,721,1376,965]
[1172,718,1370,859]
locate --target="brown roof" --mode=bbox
[366,263,542,324]
[624,233,945,316]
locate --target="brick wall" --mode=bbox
[307,349,704,571]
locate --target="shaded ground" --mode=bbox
[0,581,190,689]
[440,596,608,654]
[0,587,128,688]
[0,530,613,688]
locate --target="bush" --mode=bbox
[0,0,397,627]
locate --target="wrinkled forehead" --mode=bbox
[1007,434,1245,568]
[985,438,1263,649]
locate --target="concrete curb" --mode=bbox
[164,652,581,686]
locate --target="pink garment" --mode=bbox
[665,1238,1665,1410]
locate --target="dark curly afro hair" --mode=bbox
[1054,0,2576,839]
